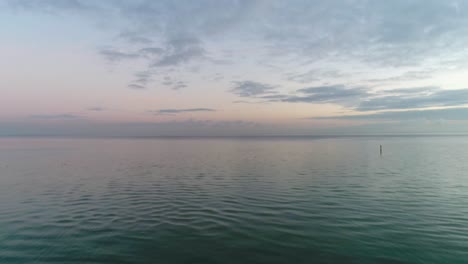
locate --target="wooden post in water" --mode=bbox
[380,145,383,156]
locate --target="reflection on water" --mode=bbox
[1,136,468,263]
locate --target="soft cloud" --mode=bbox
[138,47,164,56]
[150,108,216,115]
[5,0,468,135]
[99,37,204,89]
[151,37,205,67]
[99,48,140,62]
[29,114,82,120]
[313,107,468,121]
[280,85,369,105]
[128,83,146,90]
[260,85,468,112]
[119,32,153,44]
[87,107,105,112]
[7,0,92,13]
[287,69,347,84]
[380,86,439,95]
[357,88,468,111]
[131,71,153,88]
[172,81,188,90]
[231,81,277,97]
[10,1,468,91]
[10,1,468,71]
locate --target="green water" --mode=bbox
[1,136,468,263]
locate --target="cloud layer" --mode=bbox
[313,107,468,121]
[357,88,468,111]
[10,0,468,89]
[150,108,215,115]
[231,81,277,97]
[232,82,468,114]
[4,1,468,135]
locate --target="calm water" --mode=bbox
[1,136,468,263]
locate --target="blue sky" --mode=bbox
[2,0,468,136]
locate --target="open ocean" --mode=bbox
[1,136,468,263]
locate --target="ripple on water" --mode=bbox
[1,137,468,263]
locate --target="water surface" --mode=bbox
[1,136,468,263]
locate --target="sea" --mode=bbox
[1,136,468,263]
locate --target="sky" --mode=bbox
[2,0,468,136]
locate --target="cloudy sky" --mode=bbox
[2,0,468,136]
